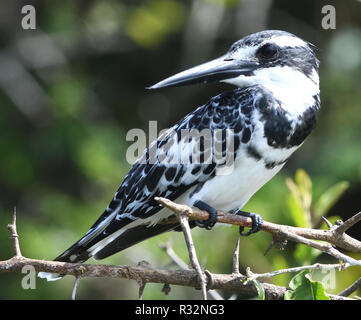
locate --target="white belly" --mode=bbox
[185,155,284,212]
[147,156,283,227]
[151,137,300,224]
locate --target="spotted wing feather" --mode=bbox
[53,88,255,263]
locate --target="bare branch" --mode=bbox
[72,276,81,300]
[2,201,360,300]
[0,255,287,299]
[245,262,350,284]
[338,276,361,297]
[334,212,361,235]
[176,210,208,300]
[159,242,189,270]
[160,241,224,300]
[232,238,240,274]
[155,197,361,260]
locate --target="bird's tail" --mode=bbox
[38,213,180,281]
[37,229,102,281]
[38,209,118,281]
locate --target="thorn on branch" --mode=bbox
[136,260,153,268]
[7,207,22,258]
[321,216,333,230]
[137,279,146,300]
[135,260,153,299]
[263,241,274,256]
[161,283,171,295]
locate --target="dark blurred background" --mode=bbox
[0,0,360,299]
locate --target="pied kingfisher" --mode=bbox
[40,30,320,281]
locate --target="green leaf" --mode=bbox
[295,169,312,219]
[286,193,308,228]
[285,170,312,227]
[288,270,308,290]
[313,181,349,219]
[284,270,330,300]
[305,273,330,300]
[295,169,312,200]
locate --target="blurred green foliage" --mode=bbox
[0,0,360,299]
[126,0,185,48]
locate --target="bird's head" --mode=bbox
[149,30,320,114]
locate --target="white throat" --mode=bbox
[224,66,319,115]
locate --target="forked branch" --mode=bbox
[1,202,360,300]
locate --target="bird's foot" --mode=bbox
[234,210,263,236]
[193,200,218,230]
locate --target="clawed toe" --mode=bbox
[193,200,218,230]
[235,210,263,236]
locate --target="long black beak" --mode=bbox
[148,55,259,89]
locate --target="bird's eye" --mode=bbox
[257,43,279,59]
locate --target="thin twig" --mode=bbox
[334,212,361,234]
[72,276,81,300]
[338,276,361,297]
[177,212,208,300]
[159,242,189,270]
[244,262,350,283]
[160,241,223,300]
[232,238,240,274]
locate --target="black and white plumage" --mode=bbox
[39,30,320,281]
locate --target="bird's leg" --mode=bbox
[233,209,263,236]
[193,200,218,230]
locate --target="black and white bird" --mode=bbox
[39,30,320,281]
